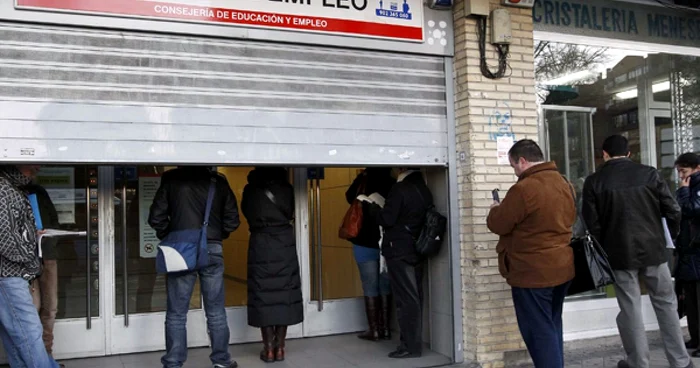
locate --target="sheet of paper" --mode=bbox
[662,218,675,249]
[497,135,515,165]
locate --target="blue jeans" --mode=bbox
[0,277,59,368]
[356,260,391,298]
[511,281,570,368]
[162,244,231,368]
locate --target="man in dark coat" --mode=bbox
[674,153,700,354]
[241,167,302,363]
[371,168,432,359]
[148,166,240,368]
[582,135,691,368]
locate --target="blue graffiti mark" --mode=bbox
[488,102,515,141]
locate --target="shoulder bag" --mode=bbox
[155,177,216,274]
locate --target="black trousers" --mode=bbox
[387,257,424,354]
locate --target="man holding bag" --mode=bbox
[487,139,576,368]
[582,135,691,368]
[148,166,240,368]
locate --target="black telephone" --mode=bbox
[492,188,500,203]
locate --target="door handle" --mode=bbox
[121,172,129,327]
[315,177,323,312]
[85,184,92,330]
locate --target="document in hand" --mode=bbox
[662,218,674,249]
[356,193,386,208]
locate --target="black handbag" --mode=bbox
[567,232,617,296]
[562,178,617,296]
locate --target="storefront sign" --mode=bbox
[533,0,700,48]
[36,167,76,225]
[138,175,161,259]
[15,0,424,42]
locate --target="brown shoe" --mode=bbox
[358,296,379,341]
[259,327,275,363]
[274,325,288,361]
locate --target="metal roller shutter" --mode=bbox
[0,23,448,165]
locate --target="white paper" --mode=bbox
[497,135,515,165]
[356,192,386,208]
[662,218,675,249]
[139,176,162,258]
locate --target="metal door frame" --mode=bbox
[294,167,366,337]
[540,105,597,178]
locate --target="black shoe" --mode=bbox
[687,340,699,349]
[388,347,422,359]
[617,360,630,368]
[692,349,700,358]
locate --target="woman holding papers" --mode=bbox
[343,168,395,341]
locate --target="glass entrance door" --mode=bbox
[0,165,105,362]
[108,166,209,354]
[107,166,283,354]
[296,167,367,336]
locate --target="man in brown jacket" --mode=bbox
[487,139,575,368]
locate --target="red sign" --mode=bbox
[15,0,425,42]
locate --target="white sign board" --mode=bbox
[16,0,425,42]
[497,135,515,165]
[139,175,161,258]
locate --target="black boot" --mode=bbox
[274,325,287,361]
[378,295,392,340]
[358,296,379,341]
[259,327,275,363]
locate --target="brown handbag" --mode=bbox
[338,176,366,240]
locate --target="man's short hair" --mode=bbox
[508,139,544,163]
[602,135,629,157]
[675,152,700,169]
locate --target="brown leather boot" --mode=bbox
[358,296,379,341]
[274,325,287,361]
[378,294,392,340]
[259,326,275,363]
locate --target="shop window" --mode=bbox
[537,41,700,301]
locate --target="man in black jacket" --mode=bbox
[148,166,240,368]
[582,135,691,368]
[674,153,700,354]
[371,168,432,359]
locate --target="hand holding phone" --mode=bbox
[492,188,500,203]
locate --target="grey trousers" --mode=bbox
[614,263,691,368]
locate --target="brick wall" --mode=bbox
[452,1,538,367]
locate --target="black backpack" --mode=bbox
[407,184,447,258]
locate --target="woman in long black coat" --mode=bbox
[241,167,302,363]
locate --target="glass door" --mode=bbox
[108,166,209,354]
[296,167,367,336]
[107,166,276,354]
[0,166,105,362]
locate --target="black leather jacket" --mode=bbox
[148,167,240,243]
[582,158,681,270]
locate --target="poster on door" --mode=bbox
[139,175,161,258]
[15,0,424,42]
[35,167,76,224]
